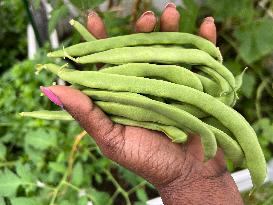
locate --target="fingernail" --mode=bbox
[140,11,154,18]
[88,11,98,18]
[204,16,214,23]
[40,86,63,108]
[165,2,176,9]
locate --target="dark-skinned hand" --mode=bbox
[41,3,243,205]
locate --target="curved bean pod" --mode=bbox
[48,68,265,187]
[203,117,233,137]
[75,47,235,90]
[205,124,244,166]
[110,116,187,143]
[100,63,203,91]
[47,32,222,61]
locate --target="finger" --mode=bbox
[87,11,107,39]
[186,134,204,161]
[135,11,157,33]
[160,3,180,32]
[199,17,217,45]
[40,86,125,155]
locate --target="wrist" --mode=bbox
[157,170,243,205]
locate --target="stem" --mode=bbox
[0,161,17,168]
[22,0,43,47]
[255,78,270,119]
[127,180,147,195]
[63,181,95,201]
[131,0,142,24]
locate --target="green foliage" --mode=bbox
[0,169,22,197]
[48,5,69,34]
[0,0,27,71]
[234,18,273,64]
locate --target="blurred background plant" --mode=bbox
[0,0,272,204]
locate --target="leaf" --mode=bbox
[234,18,273,64]
[177,0,199,33]
[69,0,106,9]
[16,163,36,183]
[0,143,7,160]
[0,197,5,205]
[25,129,57,150]
[240,72,256,98]
[88,189,111,205]
[136,188,148,202]
[206,0,254,22]
[10,197,42,205]
[48,162,66,173]
[71,162,83,186]
[48,5,68,34]
[0,169,22,197]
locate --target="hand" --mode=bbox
[41,3,243,205]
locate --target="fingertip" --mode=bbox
[87,10,107,39]
[199,16,217,45]
[160,2,180,32]
[135,11,157,33]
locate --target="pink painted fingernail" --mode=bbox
[165,2,176,9]
[204,16,214,23]
[141,11,154,18]
[40,86,63,108]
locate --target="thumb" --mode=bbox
[40,85,125,157]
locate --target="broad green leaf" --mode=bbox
[72,162,83,186]
[48,5,68,34]
[0,143,7,160]
[0,169,22,197]
[234,18,273,64]
[10,197,42,205]
[25,129,57,150]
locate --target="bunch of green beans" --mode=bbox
[21,20,266,188]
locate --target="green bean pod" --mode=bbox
[20,110,73,120]
[110,116,187,143]
[69,19,96,42]
[46,67,265,187]
[47,32,222,61]
[75,47,235,90]
[100,63,203,91]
